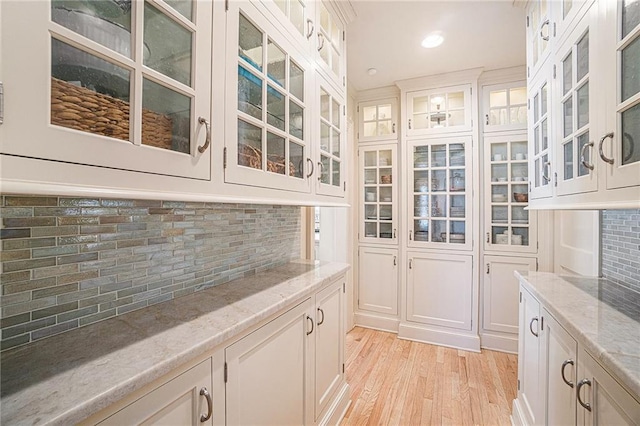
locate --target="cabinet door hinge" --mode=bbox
[357,105,359,113]
[541,316,544,330]
[536,259,539,271]
[519,292,522,303]
[553,22,556,37]
[527,67,530,78]
[342,363,345,373]
[0,82,4,125]
[223,147,228,169]
[554,172,558,187]
[518,379,521,390]
[526,16,530,27]
[528,99,530,110]
[343,181,346,191]
[224,362,228,382]
[225,0,229,11]
[553,64,557,79]
[537,241,539,250]
[343,282,346,293]
[343,76,346,87]
[343,105,346,116]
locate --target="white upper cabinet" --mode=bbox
[314,2,346,91]
[0,0,213,180]
[359,144,398,244]
[526,0,552,81]
[357,98,398,142]
[315,77,346,197]
[525,0,640,208]
[405,85,473,137]
[407,136,473,251]
[482,82,528,133]
[554,3,599,196]
[224,2,313,193]
[602,0,640,190]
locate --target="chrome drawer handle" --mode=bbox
[561,359,574,388]
[200,387,213,422]
[577,378,592,412]
[317,307,325,326]
[529,317,539,337]
[306,158,314,178]
[580,141,595,171]
[598,132,615,165]
[197,117,211,154]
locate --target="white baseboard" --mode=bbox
[354,312,399,333]
[480,332,518,354]
[318,382,351,426]
[397,323,481,352]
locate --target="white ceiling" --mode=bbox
[346,0,527,92]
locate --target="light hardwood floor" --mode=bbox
[341,327,518,426]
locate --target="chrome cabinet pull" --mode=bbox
[408,118,412,129]
[317,308,325,326]
[393,228,397,239]
[561,359,575,388]
[577,378,592,412]
[540,19,550,41]
[197,117,211,153]
[306,315,314,335]
[200,387,213,422]
[317,33,325,52]
[486,232,490,243]
[485,114,489,125]
[542,161,551,183]
[598,132,615,165]
[306,158,314,178]
[392,123,396,133]
[317,161,324,181]
[580,141,595,170]
[409,230,413,240]
[393,255,397,266]
[529,317,539,337]
[409,259,413,269]
[306,19,314,39]
[486,263,490,274]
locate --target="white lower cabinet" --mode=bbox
[514,284,640,426]
[98,359,213,426]
[481,256,537,352]
[541,309,577,426]
[516,286,543,426]
[406,251,473,331]
[225,299,311,426]
[225,277,348,426]
[577,347,640,425]
[357,246,398,316]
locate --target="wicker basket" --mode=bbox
[51,77,173,150]
[238,143,297,176]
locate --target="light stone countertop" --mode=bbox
[516,271,640,399]
[0,260,350,426]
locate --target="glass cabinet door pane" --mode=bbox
[291,0,305,35]
[541,83,548,116]
[332,159,340,186]
[622,104,640,166]
[320,155,330,184]
[165,0,193,21]
[238,119,262,170]
[332,99,340,126]
[563,53,573,95]
[576,31,589,81]
[320,122,330,152]
[267,39,286,87]
[289,61,304,101]
[577,83,589,129]
[364,151,376,168]
[289,101,303,139]
[142,78,191,153]
[266,132,286,174]
[289,142,304,178]
[363,106,377,121]
[51,39,131,141]
[144,3,192,86]
[622,0,640,39]
[238,66,263,120]
[622,37,640,102]
[332,128,340,156]
[563,98,573,137]
[51,0,132,57]
[239,14,263,71]
[266,86,285,130]
[564,141,574,180]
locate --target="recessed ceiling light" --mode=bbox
[367,68,378,76]
[421,33,444,49]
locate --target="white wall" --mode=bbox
[553,210,600,276]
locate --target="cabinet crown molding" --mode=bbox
[395,67,484,91]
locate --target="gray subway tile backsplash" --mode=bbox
[0,195,301,350]
[601,209,640,292]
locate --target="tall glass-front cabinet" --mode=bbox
[356,96,400,331]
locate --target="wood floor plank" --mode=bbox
[342,327,517,426]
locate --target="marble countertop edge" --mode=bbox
[515,271,640,399]
[1,261,350,426]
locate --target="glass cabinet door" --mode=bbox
[406,85,472,137]
[359,144,398,244]
[1,0,212,179]
[529,74,553,199]
[407,137,472,250]
[555,4,598,196]
[358,98,398,142]
[316,78,345,197]
[225,2,311,193]
[527,0,551,80]
[315,2,345,90]
[605,0,640,189]
[485,135,538,254]
[483,82,528,132]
